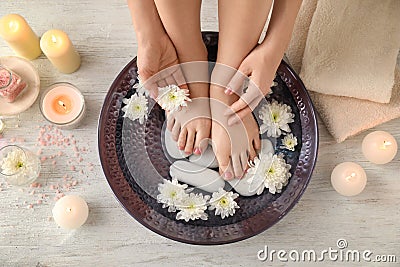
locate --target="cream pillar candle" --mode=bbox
[331,162,367,197]
[40,29,81,74]
[362,131,398,165]
[0,14,41,60]
[52,195,89,229]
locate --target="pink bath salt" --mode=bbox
[72,140,76,145]
[27,204,33,209]
[16,138,25,143]
[37,183,42,188]
[18,188,23,193]
[37,199,42,205]
[39,140,47,146]
[75,153,80,158]
[52,160,56,166]
[73,146,78,152]
[57,193,64,198]
[45,135,51,141]
[72,180,78,186]
[79,170,84,175]
[89,166,94,171]
[49,185,56,190]
[0,68,27,103]
[29,190,35,195]
[55,189,60,194]
[0,188,3,192]
[36,149,42,155]
[63,174,68,179]
[78,157,83,162]
[30,182,39,188]
[41,156,47,162]
[10,137,16,142]
[70,166,76,171]
[54,196,60,201]
[58,151,63,156]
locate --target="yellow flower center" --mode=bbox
[134,105,142,111]
[272,112,279,122]
[219,197,228,207]
[170,191,177,199]
[188,203,196,209]
[168,93,177,101]
[17,161,24,168]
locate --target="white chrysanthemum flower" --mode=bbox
[247,152,292,195]
[259,100,294,137]
[1,148,27,175]
[157,179,189,212]
[122,93,148,124]
[280,133,298,151]
[209,188,239,219]
[132,75,149,97]
[156,85,191,112]
[176,193,209,222]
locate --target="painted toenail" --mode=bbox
[224,172,233,180]
[194,147,201,154]
[178,146,184,150]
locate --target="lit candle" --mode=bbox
[40,83,85,129]
[0,14,41,60]
[331,162,367,196]
[40,29,81,74]
[52,195,89,229]
[362,131,398,165]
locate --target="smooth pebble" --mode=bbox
[228,178,256,197]
[188,145,219,168]
[170,161,225,193]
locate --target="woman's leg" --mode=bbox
[211,0,273,179]
[154,0,211,155]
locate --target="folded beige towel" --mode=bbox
[300,0,400,103]
[310,68,400,143]
[285,0,318,73]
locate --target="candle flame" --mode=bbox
[380,140,392,150]
[58,100,67,110]
[345,172,356,182]
[51,35,57,43]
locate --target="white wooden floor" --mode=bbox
[0,1,399,266]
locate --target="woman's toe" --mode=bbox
[232,154,244,178]
[216,151,234,180]
[171,122,181,141]
[184,129,195,154]
[177,128,187,150]
[167,116,175,132]
[193,130,209,155]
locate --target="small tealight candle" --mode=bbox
[52,195,89,229]
[0,14,41,60]
[331,162,367,196]
[40,29,81,74]
[362,131,398,165]
[40,83,85,129]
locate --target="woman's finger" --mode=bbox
[226,69,249,96]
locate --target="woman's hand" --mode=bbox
[137,33,187,98]
[224,44,281,125]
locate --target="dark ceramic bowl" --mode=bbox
[98,32,318,245]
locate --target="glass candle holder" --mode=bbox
[39,82,86,129]
[0,65,27,103]
[0,145,41,186]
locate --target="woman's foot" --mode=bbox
[210,82,261,179]
[166,94,211,155]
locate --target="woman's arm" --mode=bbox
[126,0,186,97]
[225,0,302,124]
[127,0,165,43]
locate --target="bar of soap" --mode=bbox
[164,130,187,159]
[170,160,225,193]
[188,145,219,168]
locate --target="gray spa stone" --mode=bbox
[170,161,225,193]
[228,178,256,197]
[164,130,187,159]
[188,145,219,168]
[260,138,274,155]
